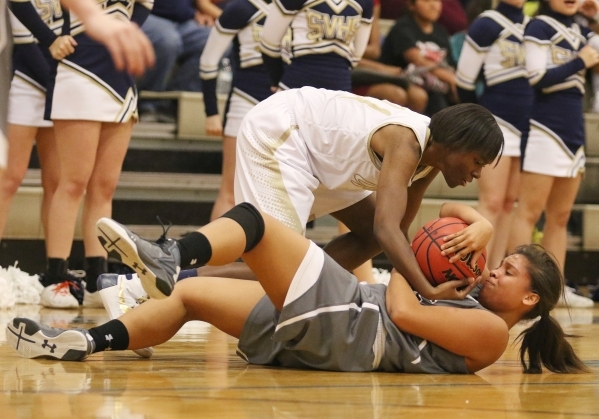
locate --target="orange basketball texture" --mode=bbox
[411,217,487,286]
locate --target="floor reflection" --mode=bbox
[0,306,598,419]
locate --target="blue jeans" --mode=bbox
[138,15,211,111]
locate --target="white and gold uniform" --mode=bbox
[234,86,432,234]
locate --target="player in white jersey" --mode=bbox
[98,87,503,302]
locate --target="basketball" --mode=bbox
[411,217,487,286]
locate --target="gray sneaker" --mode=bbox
[6,318,95,361]
[95,217,180,299]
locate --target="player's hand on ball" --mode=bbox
[432,276,482,300]
[49,35,77,60]
[579,44,599,69]
[440,219,493,267]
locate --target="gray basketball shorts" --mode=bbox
[236,242,387,372]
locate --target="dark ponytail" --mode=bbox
[514,244,589,374]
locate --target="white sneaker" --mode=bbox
[83,289,104,308]
[557,286,595,308]
[40,282,80,309]
[371,268,391,286]
[97,273,153,358]
[6,317,95,361]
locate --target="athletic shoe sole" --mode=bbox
[6,318,93,361]
[96,218,170,300]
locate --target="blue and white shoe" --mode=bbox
[97,273,153,358]
[96,218,180,300]
[6,318,94,361]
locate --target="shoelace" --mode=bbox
[156,216,173,245]
[53,280,80,296]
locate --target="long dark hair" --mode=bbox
[514,244,589,373]
[429,103,504,164]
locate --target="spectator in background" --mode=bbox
[379,0,457,115]
[199,0,273,221]
[352,0,428,113]
[41,0,153,309]
[380,0,468,34]
[455,0,533,272]
[137,0,221,122]
[508,0,599,308]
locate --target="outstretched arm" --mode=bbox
[385,270,508,372]
[372,126,475,300]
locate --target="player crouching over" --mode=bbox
[6,203,587,374]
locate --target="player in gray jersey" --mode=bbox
[7,202,587,374]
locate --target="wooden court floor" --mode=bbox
[1,305,598,418]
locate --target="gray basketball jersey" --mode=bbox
[0,0,11,168]
[373,288,486,374]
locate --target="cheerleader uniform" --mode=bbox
[456,2,533,157]
[259,0,373,91]
[200,0,273,138]
[522,12,599,177]
[45,0,153,123]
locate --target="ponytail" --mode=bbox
[513,244,589,374]
[517,314,588,374]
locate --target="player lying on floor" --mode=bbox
[7,203,587,374]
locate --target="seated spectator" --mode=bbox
[137,0,221,122]
[352,0,428,113]
[380,0,468,34]
[379,0,457,115]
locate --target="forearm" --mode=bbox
[9,0,57,47]
[440,202,488,225]
[197,0,222,19]
[200,28,235,116]
[385,270,422,321]
[131,0,153,27]
[376,225,436,298]
[526,40,585,88]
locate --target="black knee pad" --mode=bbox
[220,203,265,252]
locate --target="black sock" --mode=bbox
[84,257,107,293]
[176,232,212,268]
[88,319,130,353]
[46,258,69,285]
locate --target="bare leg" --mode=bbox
[477,156,518,269]
[338,221,376,283]
[366,83,408,107]
[195,262,256,281]
[82,121,132,257]
[210,135,236,220]
[120,277,265,348]
[0,124,37,239]
[508,172,553,253]
[36,127,60,238]
[47,120,102,258]
[326,194,381,271]
[541,175,582,273]
[405,85,428,113]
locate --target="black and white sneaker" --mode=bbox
[95,217,181,299]
[6,318,95,361]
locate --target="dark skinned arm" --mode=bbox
[372,125,480,300]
